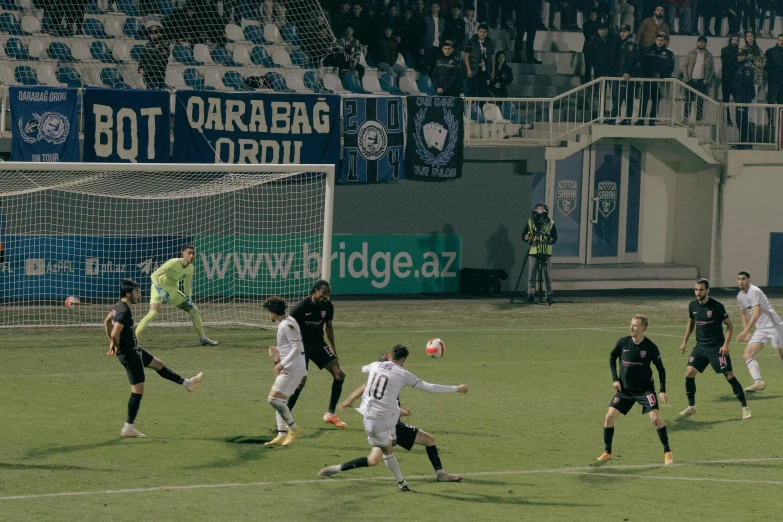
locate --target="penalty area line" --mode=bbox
[1,457,781,501]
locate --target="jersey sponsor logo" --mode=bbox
[612,396,620,404]
[557,180,578,216]
[597,181,617,218]
[689,356,695,362]
[640,350,646,358]
[707,310,712,318]
[321,310,327,318]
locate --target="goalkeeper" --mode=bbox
[135,244,218,346]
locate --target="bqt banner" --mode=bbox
[173,91,341,166]
[341,96,404,183]
[405,96,464,181]
[10,86,79,162]
[82,88,171,163]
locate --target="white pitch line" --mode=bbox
[1,456,781,502]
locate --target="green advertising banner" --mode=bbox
[192,234,461,295]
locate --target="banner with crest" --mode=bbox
[10,86,79,162]
[341,96,405,183]
[405,96,464,181]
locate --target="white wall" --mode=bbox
[672,169,715,278]
[639,150,677,264]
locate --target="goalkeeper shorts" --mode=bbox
[150,284,188,307]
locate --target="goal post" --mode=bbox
[0,162,335,328]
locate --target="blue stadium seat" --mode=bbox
[290,48,311,67]
[48,42,74,61]
[158,0,176,15]
[342,73,370,94]
[84,18,110,38]
[173,45,197,65]
[86,0,105,14]
[501,102,526,125]
[380,72,404,95]
[266,71,293,92]
[281,24,298,44]
[58,66,84,87]
[470,103,486,123]
[183,67,214,90]
[416,74,436,95]
[0,13,22,35]
[124,17,141,38]
[15,65,39,85]
[211,46,238,66]
[130,44,145,62]
[116,0,142,16]
[101,67,129,88]
[90,41,115,63]
[303,70,327,93]
[6,38,28,60]
[250,45,274,67]
[0,0,16,8]
[223,71,250,91]
[244,24,266,44]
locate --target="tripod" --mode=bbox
[510,234,552,305]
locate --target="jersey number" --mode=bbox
[646,393,657,406]
[369,373,389,400]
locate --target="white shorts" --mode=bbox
[271,366,307,397]
[749,326,783,349]
[363,416,398,447]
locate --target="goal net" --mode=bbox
[0,163,334,328]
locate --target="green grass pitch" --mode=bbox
[2,296,783,521]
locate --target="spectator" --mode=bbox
[666,0,693,35]
[400,6,426,69]
[585,22,615,83]
[332,0,353,37]
[348,3,371,45]
[610,24,642,125]
[636,4,670,47]
[721,33,741,123]
[337,26,366,79]
[464,23,495,96]
[432,40,464,95]
[742,0,757,34]
[424,1,448,73]
[583,9,600,77]
[514,0,543,64]
[372,26,408,77]
[764,34,783,105]
[628,0,646,29]
[489,50,514,96]
[444,4,466,51]
[489,0,514,29]
[138,24,169,90]
[758,1,776,38]
[733,48,755,146]
[550,1,580,31]
[379,4,404,38]
[464,5,478,41]
[682,35,714,121]
[743,30,766,96]
[614,0,636,31]
[639,32,675,125]
[699,0,724,37]
[725,0,742,35]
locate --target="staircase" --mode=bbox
[552,263,699,291]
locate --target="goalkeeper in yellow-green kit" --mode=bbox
[135,244,218,346]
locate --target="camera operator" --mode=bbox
[522,203,558,303]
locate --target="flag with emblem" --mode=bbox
[341,96,404,183]
[10,86,79,162]
[405,96,464,181]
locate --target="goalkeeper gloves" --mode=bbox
[185,297,194,310]
[156,285,169,303]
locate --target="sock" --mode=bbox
[657,426,670,452]
[603,426,614,453]
[746,358,763,382]
[275,412,287,437]
[156,366,185,385]
[287,385,303,411]
[685,377,696,407]
[268,397,295,427]
[727,376,748,407]
[341,457,369,471]
[127,392,143,424]
[425,445,443,472]
[135,310,158,339]
[383,453,404,483]
[189,309,205,337]
[327,378,344,414]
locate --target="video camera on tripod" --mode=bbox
[528,206,552,253]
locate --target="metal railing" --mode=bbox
[725,102,781,150]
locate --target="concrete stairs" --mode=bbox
[551,263,699,291]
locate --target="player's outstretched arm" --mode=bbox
[338,384,366,410]
[412,380,464,393]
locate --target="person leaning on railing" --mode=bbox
[608,24,641,125]
[638,32,674,126]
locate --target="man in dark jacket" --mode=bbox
[331,0,353,37]
[733,49,755,147]
[372,26,407,78]
[444,5,466,52]
[638,32,675,125]
[584,23,615,83]
[464,24,495,96]
[139,25,169,89]
[432,40,463,96]
[513,0,542,64]
[721,33,741,124]
[764,34,783,104]
[610,25,641,124]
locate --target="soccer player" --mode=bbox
[317,344,467,492]
[596,315,672,465]
[135,244,218,346]
[286,280,347,428]
[318,353,463,482]
[261,296,306,447]
[104,278,203,438]
[736,271,783,392]
[679,278,751,419]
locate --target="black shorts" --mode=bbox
[688,346,732,374]
[609,390,659,415]
[304,342,338,370]
[393,421,419,451]
[117,347,154,385]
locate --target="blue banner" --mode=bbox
[0,236,190,299]
[341,96,404,183]
[405,96,464,181]
[82,88,170,163]
[10,86,79,162]
[172,91,341,165]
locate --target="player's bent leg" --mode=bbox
[268,390,302,446]
[318,448,382,478]
[135,303,161,341]
[380,442,409,491]
[287,375,306,411]
[413,430,463,482]
[744,343,766,391]
[324,360,347,427]
[598,407,621,461]
[648,410,671,462]
[121,383,146,438]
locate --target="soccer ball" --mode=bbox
[64,296,80,308]
[426,338,445,358]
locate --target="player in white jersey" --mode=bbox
[317,345,467,492]
[262,296,307,447]
[736,271,783,392]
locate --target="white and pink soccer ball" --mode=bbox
[426,338,445,358]
[64,296,80,308]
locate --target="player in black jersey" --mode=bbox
[103,278,204,438]
[286,280,348,428]
[679,278,751,420]
[596,315,673,465]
